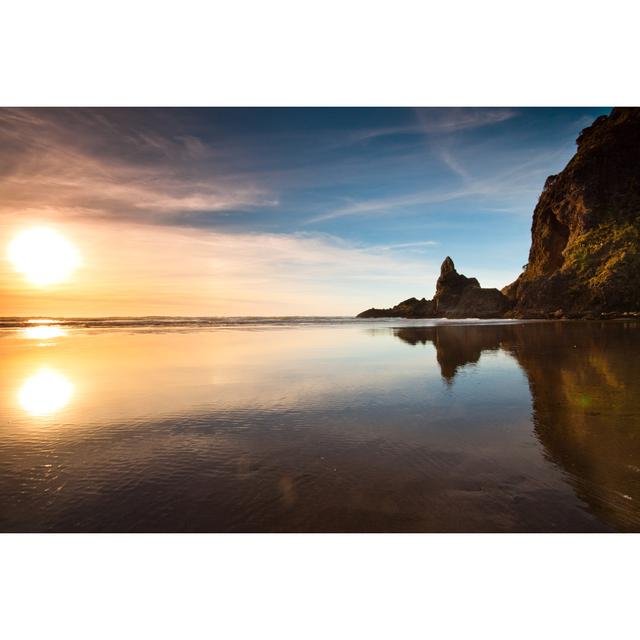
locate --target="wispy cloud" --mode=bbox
[372,240,438,251]
[437,147,472,180]
[0,217,441,315]
[306,187,480,223]
[343,125,420,144]
[307,145,572,224]
[0,109,277,224]
[334,109,518,147]
[303,109,530,224]
[414,108,518,134]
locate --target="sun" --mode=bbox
[8,227,80,286]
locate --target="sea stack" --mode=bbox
[357,256,510,319]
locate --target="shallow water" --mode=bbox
[1,317,639,532]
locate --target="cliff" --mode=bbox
[358,108,640,320]
[505,107,640,318]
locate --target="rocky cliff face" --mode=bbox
[505,107,640,317]
[357,257,510,319]
[358,107,640,320]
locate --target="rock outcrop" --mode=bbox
[358,108,640,320]
[357,257,511,319]
[357,297,435,319]
[505,107,640,318]
[433,257,510,318]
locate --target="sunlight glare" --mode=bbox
[23,325,67,340]
[8,227,80,286]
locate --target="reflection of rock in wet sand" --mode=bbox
[395,321,640,532]
[395,325,505,382]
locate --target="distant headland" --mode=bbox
[357,107,640,320]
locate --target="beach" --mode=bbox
[1,317,638,532]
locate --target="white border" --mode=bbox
[1,534,638,639]
[1,0,638,106]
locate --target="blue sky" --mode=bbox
[0,107,611,315]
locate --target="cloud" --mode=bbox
[414,108,518,134]
[307,145,572,224]
[343,125,420,144]
[306,187,478,223]
[196,230,436,283]
[437,147,472,180]
[0,216,442,315]
[0,108,527,231]
[372,240,438,251]
[329,109,517,150]
[0,109,277,225]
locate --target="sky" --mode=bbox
[0,107,610,317]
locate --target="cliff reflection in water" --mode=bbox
[394,322,640,532]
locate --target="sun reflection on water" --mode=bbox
[19,368,75,417]
[22,325,67,340]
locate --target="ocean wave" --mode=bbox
[0,316,527,331]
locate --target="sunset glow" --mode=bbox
[0,107,611,316]
[8,227,80,286]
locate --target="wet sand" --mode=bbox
[1,318,638,532]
